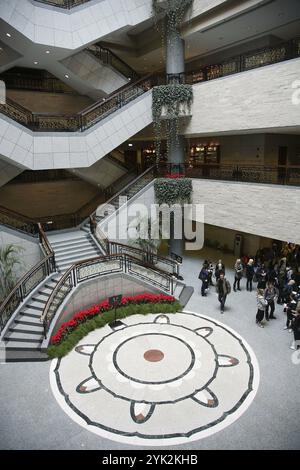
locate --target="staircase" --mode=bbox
[1,274,60,362]
[1,227,101,362]
[82,167,155,230]
[0,169,193,362]
[47,229,101,273]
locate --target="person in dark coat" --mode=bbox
[89,215,97,235]
[216,273,231,313]
[199,264,209,297]
[246,258,255,291]
[284,293,298,331]
[290,308,300,350]
[264,282,278,321]
[256,263,267,289]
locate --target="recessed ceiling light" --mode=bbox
[128,77,131,81]
[45,50,50,54]
[6,33,11,37]
[34,61,38,65]
[64,74,69,78]
[128,143,133,147]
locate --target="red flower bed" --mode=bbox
[50,293,175,346]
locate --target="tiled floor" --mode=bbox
[0,249,299,450]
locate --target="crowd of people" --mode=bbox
[198,242,300,351]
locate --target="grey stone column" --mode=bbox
[166,28,185,76]
[165,24,186,258]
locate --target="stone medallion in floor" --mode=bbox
[50,312,259,446]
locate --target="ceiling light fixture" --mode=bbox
[34,61,38,65]
[6,33,11,37]
[64,74,69,78]
[128,143,133,147]
[45,50,50,54]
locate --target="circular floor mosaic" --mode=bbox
[50,311,259,446]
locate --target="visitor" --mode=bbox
[246,258,255,291]
[207,260,214,286]
[290,307,300,350]
[199,264,209,297]
[256,288,267,328]
[215,259,225,281]
[283,279,297,303]
[284,293,298,332]
[89,215,97,236]
[264,282,278,321]
[216,272,231,314]
[256,263,267,289]
[233,259,243,292]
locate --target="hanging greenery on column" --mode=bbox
[152,83,193,159]
[154,177,193,205]
[153,0,194,37]
[152,0,194,161]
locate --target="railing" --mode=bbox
[185,37,300,84]
[93,165,156,223]
[87,45,139,81]
[0,205,39,237]
[108,241,179,278]
[41,253,174,337]
[1,36,299,132]
[0,75,155,132]
[156,163,300,186]
[1,74,75,94]
[33,0,90,8]
[0,225,55,334]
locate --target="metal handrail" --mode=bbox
[87,44,139,81]
[0,224,56,334]
[41,252,174,337]
[1,37,299,131]
[33,0,90,8]
[157,163,300,186]
[97,165,155,215]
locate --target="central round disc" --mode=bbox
[144,349,164,362]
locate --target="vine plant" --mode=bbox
[152,83,193,160]
[152,0,194,162]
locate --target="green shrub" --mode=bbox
[47,301,181,359]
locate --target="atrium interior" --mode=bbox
[0,0,299,451]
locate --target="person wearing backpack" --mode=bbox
[216,272,231,313]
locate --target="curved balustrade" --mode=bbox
[0,224,55,334]
[41,253,174,338]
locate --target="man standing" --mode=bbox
[264,281,278,320]
[216,273,231,313]
[199,264,209,297]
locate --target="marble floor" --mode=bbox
[0,249,300,450]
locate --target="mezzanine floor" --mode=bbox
[0,249,299,450]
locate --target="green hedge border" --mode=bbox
[47,301,182,359]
